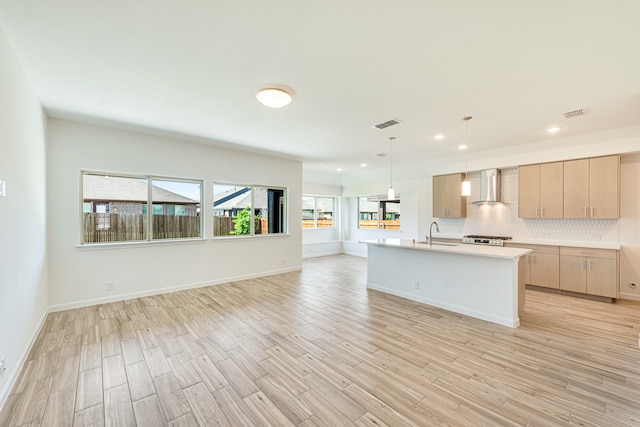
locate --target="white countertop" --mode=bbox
[361,238,532,260]
[426,235,620,250]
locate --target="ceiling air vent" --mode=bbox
[373,118,402,130]
[562,108,590,119]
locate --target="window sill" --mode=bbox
[76,238,207,250]
[211,233,290,241]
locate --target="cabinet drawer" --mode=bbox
[505,243,559,254]
[560,247,617,259]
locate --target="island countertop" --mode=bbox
[361,238,532,259]
[361,238,531,327]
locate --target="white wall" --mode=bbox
[0,30,48,407]
[620,153,640,300]
[46,119,302,310]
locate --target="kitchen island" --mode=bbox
[361,239,532,327]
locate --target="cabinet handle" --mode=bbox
[589,260,593,270]
[526,255,530,264]
[532,255,536,264]
[584,207,588,217]
[535,207,539,217]
[582,259,586,269]
[541,207,545,217]
[591,207,595,217]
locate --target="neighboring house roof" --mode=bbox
[83,174,198,204]
[214,187,268,211]
[359,198,400,214]
[302,197,334,212]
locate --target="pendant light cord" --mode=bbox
[389,136,395,189]
[463,116,472,179]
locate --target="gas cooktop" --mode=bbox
[462,235,512,246]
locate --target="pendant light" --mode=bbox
[387,137,396,200]
[461,116,472,197]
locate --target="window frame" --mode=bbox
[357,195,401,230]
[302,195,337,229]
[213,182,289,239]
[79,170,204,245]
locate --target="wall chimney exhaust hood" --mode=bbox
[473,169,502,204]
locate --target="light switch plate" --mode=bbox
[0,180,5,198]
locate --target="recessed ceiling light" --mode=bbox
[547,127,561,133]
[336,167,343,172]
[256,87,292,108]
[360,163,367,168]
[458,144,468,150]
[434,134,445,140]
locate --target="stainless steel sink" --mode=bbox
[415,241,459,246]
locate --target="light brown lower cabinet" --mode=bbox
[506,244,559,289]
[559,247,618,298]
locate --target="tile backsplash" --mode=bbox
[436,167,619,246]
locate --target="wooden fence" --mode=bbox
[358,219,400,230]
[213,216,266,236]
[83,213,200,243]
[302,219,334,229]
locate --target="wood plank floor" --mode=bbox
[1,254,639,426]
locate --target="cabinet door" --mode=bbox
[518,165,540,218]
[586,257,617,297]
[560,255,587,293]
[522,254,531,284]
[432,175,447,217]
[563,159,589,218]
[589,155,619,219]
[531,252,560,289]
[445,174,466,218]
[539,162,563,218]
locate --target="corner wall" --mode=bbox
[0,29,49,408]
[46,119,302,310]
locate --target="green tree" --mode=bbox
[230,207,252,235]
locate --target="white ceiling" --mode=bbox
[1,1,639,177]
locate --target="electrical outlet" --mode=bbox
[0,356,6,378]
[106,282,114,291]
[592,234,602,240]
[414,281,420,289]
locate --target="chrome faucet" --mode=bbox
[428,221,440,245]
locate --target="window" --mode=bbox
[302,195,336,228]
[357,196,400,229]
[81,172,202,244]
[213,183,287,237]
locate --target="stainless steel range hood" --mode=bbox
[472,169,501,204]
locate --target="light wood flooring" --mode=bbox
[1,254,640,426]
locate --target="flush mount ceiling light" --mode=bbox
[434,134,446,140]
[256,87,292,108]
[461,116,472,197]
[547,127,561,133]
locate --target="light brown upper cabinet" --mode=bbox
[563,155,619,219]
[433,173,466,218]
[518,162,563,218]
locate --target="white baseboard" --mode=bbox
[303,250,342,259]
[0,309,48,413]
[366,282,519,328]
[618,292,640,301]
[48,265,302,312]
